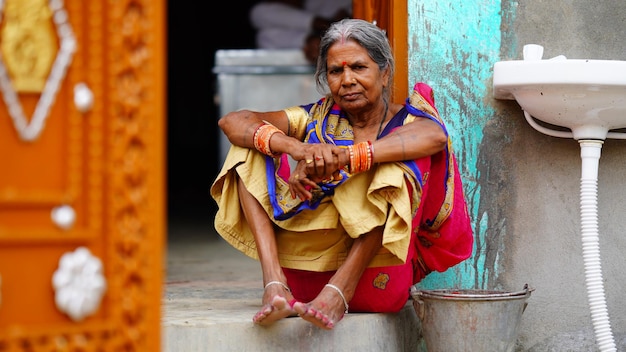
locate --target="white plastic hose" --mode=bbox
[579,140,616,352]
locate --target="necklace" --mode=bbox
[376,101,389,139]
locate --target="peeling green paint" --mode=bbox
[407,0,515,289]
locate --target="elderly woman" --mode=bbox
[211,18,473,330]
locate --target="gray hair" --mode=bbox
[314,18,395,100]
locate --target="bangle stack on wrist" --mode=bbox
[253,123,285,157]
[347,141,373,173]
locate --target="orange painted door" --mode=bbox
[0,0,166,350]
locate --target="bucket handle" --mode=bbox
[411,283,534,320]
[413,298,425,321]
[521,283,534,314]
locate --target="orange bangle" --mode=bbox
[347,145,356,173]
[348,141,373,173]
[253,123,285,157]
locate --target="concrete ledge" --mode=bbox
[163,224,423,352]
[163,303,422,352]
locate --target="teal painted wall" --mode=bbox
[407,0,516,289]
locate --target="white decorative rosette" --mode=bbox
[51,204,76,230]
[52,247,107,321]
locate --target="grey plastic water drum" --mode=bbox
[410,284,533,352]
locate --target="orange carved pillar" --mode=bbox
[0,0,166,350]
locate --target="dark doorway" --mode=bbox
[166,2,258,224]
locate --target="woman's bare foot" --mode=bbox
[293,284,348,330]
[252,281,297,326]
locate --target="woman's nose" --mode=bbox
[341,70,356,85]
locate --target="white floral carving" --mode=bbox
[52,247,107,322]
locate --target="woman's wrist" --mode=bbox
[347,141,374,173]
[253,122,285,157]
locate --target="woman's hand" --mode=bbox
[288,143,350,200]
[291,143,347,176]
[288,160,318,200]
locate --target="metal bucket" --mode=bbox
[410,284,533,352]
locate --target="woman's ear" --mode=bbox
[382,65,391,88]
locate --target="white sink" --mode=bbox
[493,58,626,140]
[494,47,626,351]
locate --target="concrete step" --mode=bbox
[163,302,421,352]
[162,223,423,351]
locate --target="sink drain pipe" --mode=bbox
[579,140,616,352]
[520,110,624,350]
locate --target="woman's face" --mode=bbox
[326,39,389,115]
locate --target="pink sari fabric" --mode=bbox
[406,83,474,280]
[283,233,418,313]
